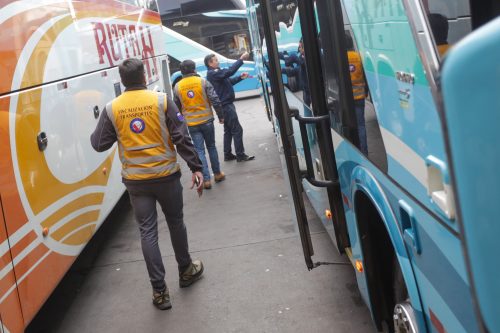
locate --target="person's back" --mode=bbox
[176,75,213,125]
[174,59,226,189]
[91,58,205,312]
[345,32,368,155]
[106,89,179,179]
[347,50,366,101]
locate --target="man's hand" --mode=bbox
[240,72,249,79]
[219,118,224,124]
[191,171,204,197]
[240,52,250,61]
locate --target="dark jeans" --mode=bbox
[222,103,245,157]
[354,99,368,155]
[188,120,221,181]
[125,173,191,292]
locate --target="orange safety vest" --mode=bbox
[347,51,366,100]
[175,76,213,126]
[106,90,179,180]
[437,44,450,57]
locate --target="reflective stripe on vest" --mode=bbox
[106,90,179,180]
[348,51,366,100]
[175,76,213,126]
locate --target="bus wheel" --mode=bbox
[392,261,418,333]
[393,302,418,333]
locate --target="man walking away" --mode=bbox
[345,32,368,155]
[90,58,204,311]
[174,59,226,190]
[205,52,255,162]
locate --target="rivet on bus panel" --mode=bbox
[355,260,364,273]
[325,209,332,219]
[102,167,107,175]
[42,227,49,237]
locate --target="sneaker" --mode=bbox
[179,259,204,288]
[236,154,255,162]
[203,181,212,189]
[152,287,172,310]
[224,154,237,161]
[214,172,226,183]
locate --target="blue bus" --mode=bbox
[163,26,261,98]
[247,0,500,332]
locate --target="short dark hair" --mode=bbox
[180,59,196,75]
[119,58,145,87]
[428,13,449,45]
[204,53,216,68]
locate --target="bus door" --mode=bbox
[0,194,24,332]
[159,55,173,98]
[440,16,500,333]
[259,0,349,269]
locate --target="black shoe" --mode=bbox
[224,154,237,161]
[236,154,255,162]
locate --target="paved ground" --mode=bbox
[27,98,375,333]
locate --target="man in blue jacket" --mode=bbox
[205,52,255,162]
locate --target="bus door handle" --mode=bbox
[399,200,421,254]
[289,107,338,188]
[425,155,456,220]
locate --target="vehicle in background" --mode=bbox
[248,0,500,332]
[0,1,170,331]
[164,27,260,99]
[153,0,252,62]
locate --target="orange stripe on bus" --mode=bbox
[0,96,29,237]
[0,286,24,333]
[17,250,75,326]
[10,231,38,258]
[51,210,100,241]
[13,243,48,280]
[41,193,104,229]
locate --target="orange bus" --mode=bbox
[0,1,170,331]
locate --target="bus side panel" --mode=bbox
[0,0,165,95]
[6,65,126,325]
[0,194,24,333]
[343,0,456,232]
[334,141,478,333]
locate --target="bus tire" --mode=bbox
[392,259,418,333]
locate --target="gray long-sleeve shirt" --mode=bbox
[173,74,223,121]
[90,86,203,179]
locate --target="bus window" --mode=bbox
[416,0,499,63]
[168,55,181,77]
[313,0,388,171]
[424,0,472,58]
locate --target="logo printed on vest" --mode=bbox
[130,118,146,133]
[176,112,185,122]
[187,90,195,98]
[349,64,356,72]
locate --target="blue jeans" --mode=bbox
[354,99,368,155]
[222,103,245,157]
[188,120,221,181]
